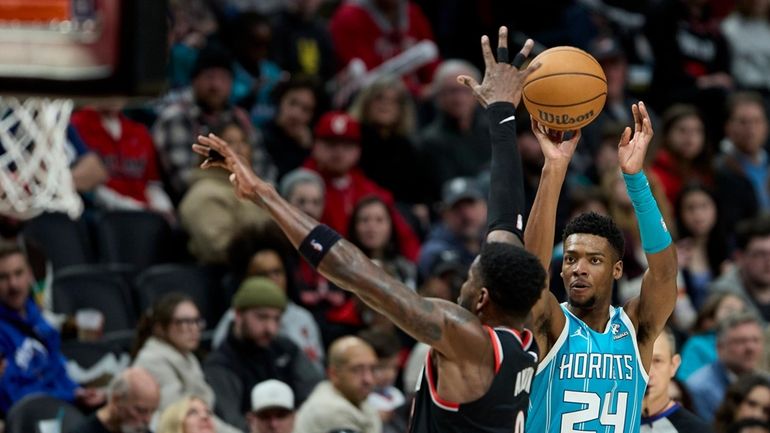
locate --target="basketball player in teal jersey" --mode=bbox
[524,102,678,433]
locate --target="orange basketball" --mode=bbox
[522,46,607,131]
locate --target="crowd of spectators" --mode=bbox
[3,0,770,432]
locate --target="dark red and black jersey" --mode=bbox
[408,326,538,433]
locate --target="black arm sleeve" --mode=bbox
[485,102,526,242]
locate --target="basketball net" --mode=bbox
[0,96,83,220]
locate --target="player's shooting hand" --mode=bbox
[531,119,581,169]
[192,133,268,202]
[618,101,654,175]
[457,26,540,108]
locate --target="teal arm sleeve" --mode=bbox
[623,171,672,254]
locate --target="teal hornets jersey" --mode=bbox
[527,304,648,433]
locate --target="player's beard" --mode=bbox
[568,295,597,309]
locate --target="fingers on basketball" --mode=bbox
[571,129,583,144]
[530,118,543,136]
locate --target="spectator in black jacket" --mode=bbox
[204,277,323,431]
[349,75,430,208]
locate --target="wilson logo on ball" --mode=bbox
[521,46,607,131]
[538,109,596,126]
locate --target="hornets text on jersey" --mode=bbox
[527,304,648,433]
[409,326,538,433]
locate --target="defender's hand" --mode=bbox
[192,133,268,202]
[618,101,654,175]
[457,26,540,108]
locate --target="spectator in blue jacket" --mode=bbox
[0,243,103,414]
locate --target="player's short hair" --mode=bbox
[563,212,625,260]
[478,242,545,316]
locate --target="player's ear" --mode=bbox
[477,287,490,313]
[613,260,623,280]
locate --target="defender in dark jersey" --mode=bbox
[193,26,552,433]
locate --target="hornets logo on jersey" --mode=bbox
[527,304,648,433]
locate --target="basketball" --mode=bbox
[522,46,607,131]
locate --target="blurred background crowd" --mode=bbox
[3,0,770,432]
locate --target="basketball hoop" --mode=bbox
[0,96,83,220]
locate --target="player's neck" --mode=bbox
[569,302,611,332]
[483,310,525,331]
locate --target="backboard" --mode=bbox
[0,0,168,98]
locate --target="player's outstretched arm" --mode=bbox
[192,134,486,362]
[617,102,678,367]
[523,124,580,348]
[458,26,539,246]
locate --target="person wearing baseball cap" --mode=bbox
[204,277,322,432]
[154,43,270,201]
[417,176,487,281]
[300,111,421,331]
[247,379,296,433]
[304,111,420,260]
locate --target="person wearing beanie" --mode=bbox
[210,237,326,371]
[153,44,276,202]
[203,277,323,432]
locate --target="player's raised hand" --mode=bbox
[531,120,581,169]
[457,26,540,108]
[618,101,654,175]
[192,133,268,202]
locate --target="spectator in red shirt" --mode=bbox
[329,0,439,94]
[71,102,174,217]
[303,111,420,261]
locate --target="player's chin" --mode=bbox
[568,293,596,309]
